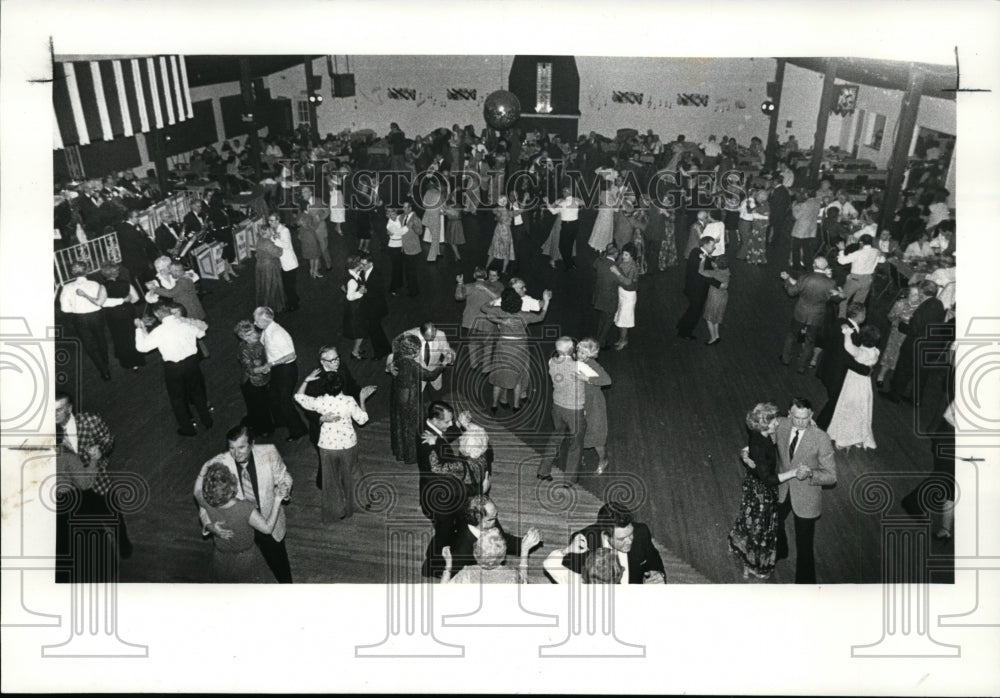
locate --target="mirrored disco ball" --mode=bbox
[483,90,521,130]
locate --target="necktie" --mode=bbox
[423,341,431,365]
[239,463,256,503]
[56,423,66,447]
[789,430,800,460]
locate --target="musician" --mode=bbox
[183,199,208,237]
[155,210,187,257]
[114,208,158,291]
[206,190,238,282]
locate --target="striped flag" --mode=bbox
[53,55,193,148]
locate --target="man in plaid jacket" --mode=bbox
[55,391,133,565]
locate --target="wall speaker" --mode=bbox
[333,73,356,98]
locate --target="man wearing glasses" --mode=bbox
[267,214,300,312]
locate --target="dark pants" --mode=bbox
[781,320,821,372]
[70,311,109,375]
[677,289,709,337]
[281,268,299,310]
[402,252,420,295]
[645,239,662,271]
[889,337,918,401]
[240,380,275,435]
[814,378,844,431]
[164,355,211,429]
[388,247,404,292]
[559,219,579,269]
[539,406,585,482]
[366,314,392,359]
[55,488,132,583]
[269,361,306,438]
[595,308,616,348]
[104,305,145,369]
[420,474,465,578]
[254,531,292,583]
[776,496,817,584]
[790,237,816,269]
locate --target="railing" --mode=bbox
[54,233,121,292]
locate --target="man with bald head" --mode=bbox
[538,337,592,483]
[779,256,840,374]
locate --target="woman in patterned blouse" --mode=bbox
[234,320,274,437]
[294,369,376,522]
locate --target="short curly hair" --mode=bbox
[473,527,507,570]
[745,402,779,434]
[202,462,237,508]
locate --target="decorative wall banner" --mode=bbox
[676,93,709,107]
[447,88,477,101]
[387,87,416,101]
[833,84,859,116]
[536,62,553,113]
[612,91,644,105]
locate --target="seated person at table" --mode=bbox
[929,221,955,256]
[903,231,934,261]
[876,229,900,258]
[825,190,858,221]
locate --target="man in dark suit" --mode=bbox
[305,345,371,489]
[815,302,870,430]
[775,397,838,584]
[779,256,840,373]
[559,501,666,584]
[182,199,208,236]
[767,179,792,245]
[676,236,725,340]
[884,280,947,405]
[417,401,466,578]
[114,208,158,291]
[154,210,186,257]
[592,243,622,349]
[359,252,392,359]
[446,495,541,579]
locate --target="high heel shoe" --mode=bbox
[490,405,498,415]
[351,352,364,361]
[614,341,628,351]
[595,459,608,475]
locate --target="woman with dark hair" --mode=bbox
[389,334,449,464]
[254,224,286,312]
[827,324,881,450]
[727,402,798,580]
[206,191,238,282]
[480,287,553,413]
[295,369,375,522]
[200,462,285,582]
[610,243,638,351]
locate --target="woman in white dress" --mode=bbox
[328,169,347,236]
[610,243,639,351]
[421,186,445,262]
[827,325,881,450]
[588,179,619,252]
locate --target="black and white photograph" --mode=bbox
[2,1,998,694]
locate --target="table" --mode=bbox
[890,255,954,284]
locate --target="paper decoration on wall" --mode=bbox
[447,88,477,101]
[735,99,747,109]
[832,84,859,116]
[387,87,416,101]
[536,62,553,113]
[612,91,644,105]
[676,93,709,107]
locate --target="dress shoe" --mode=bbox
[705,338,721,346]
[537,474,553,482]
[177,427,197,437]
[286,433,304,443]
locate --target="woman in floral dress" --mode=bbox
[486,196,516,274]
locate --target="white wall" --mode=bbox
[266,56,511,137]
[575,57,777,142]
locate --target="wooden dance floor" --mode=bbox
[61,205,952,584]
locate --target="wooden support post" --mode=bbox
[808,58,839,187]
[303,56,319,144]
[150,128,170,197]
[765,58,785,171]
[879,64,925,233]
[239,58,263,182]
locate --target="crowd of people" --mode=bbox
[53,115,957,585]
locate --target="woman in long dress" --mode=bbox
[876,286,923,388]
[702,256,730,345]
[657,208,679,269]
[389,334,447,464]
[328,169,346,236]
[422,187,445,262]
[486,196,516,274]
[736,189,771,264]
[576,338,612,474]
[587,181,618,252]
[480,287,552,413]
[254,227,285,312]
[727,403,797,580]
[827,325,881,450]
[296,203,323,279]
[443,192,465,261]
[611,244,638,351]
[200,462,284,583]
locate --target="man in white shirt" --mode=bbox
[386,322,455,393]
[702,211,727,258]
[59,261,111,380]
[489,277,541,313]
[836,234,886,315]
[266,213,300,312]
[134,302,212,436]
[254,306,307,441]
[545,185,583,270]
[825,191,859,221]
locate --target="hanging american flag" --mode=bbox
[52,55,194,149]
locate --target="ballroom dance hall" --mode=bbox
[47,54,958,586]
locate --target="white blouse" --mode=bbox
[294,393,368,449]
